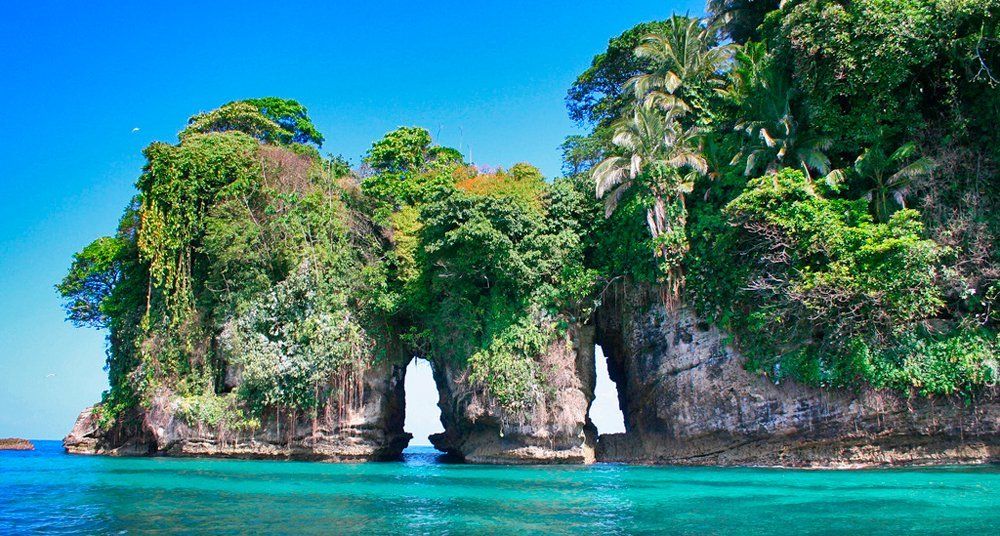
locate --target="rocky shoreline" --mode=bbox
[64,304,998,468]
[590,301,999,468]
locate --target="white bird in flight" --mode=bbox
[131,127,141,133]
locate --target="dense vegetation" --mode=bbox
[569,0,999,395]
[59,98,600,428]
[61,1,997,432]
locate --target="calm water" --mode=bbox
[1,441,997,534]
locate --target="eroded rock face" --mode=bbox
[66,295,997,467]
[64,361,411,461]
[428,325,597,464]
[594,297,999,467]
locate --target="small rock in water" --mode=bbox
[0,438,34,451]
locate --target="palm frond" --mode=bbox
[667,152,708,175]
[644,92,691,114]
[889,142,919,163]
[797,146,831,176]
[603,181,631,217]
[592,157,630,198]
[823,169,848,191]
[888,156,934,185]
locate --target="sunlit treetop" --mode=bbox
[363,126,464,175]
[180,97,324,147]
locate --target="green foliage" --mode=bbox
[590,189,662,284]
[200,138,385,416]
[360,127,465,221]
[176,393,258,431]
[707,0,781,44]
[706,169,952,389]
[181,98,323,146]
[56,236,127,329]
[221,262,373,416]
[830,140,934,223]
[409,175,598,412]
[560,135,605,177]
[467,314,554,415]
[363,126,435,174]
[728,55,833,180]
[770,0,1000,153]
[364,127,462,175]
[61,100,391,427]
[138,131,261,323]
[244,97,325,146]
[201,145,360,318]
[628,16,731,121]
[885,328,998,396]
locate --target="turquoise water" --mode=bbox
[1,441,997,534]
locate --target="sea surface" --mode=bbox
[0,441,997,534]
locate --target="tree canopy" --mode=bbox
[181,97,324,147]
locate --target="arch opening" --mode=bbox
[590,344,626,435]
[402,357,445,446]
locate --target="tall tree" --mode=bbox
[566,20,675,128]
[592,104,706,296]
[56,236,127,329]
[627,16,732,118]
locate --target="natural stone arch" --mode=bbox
[424,325,599,464]
[401,356,445,446]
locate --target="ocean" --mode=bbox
[1,441,997,534]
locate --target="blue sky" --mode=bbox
[0,0,704,439]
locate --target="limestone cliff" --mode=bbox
[64,361,410,461]
[428,325,597,463]
[594,293,999,467]
[64,298,998,467]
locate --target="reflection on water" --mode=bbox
[1,441,997,534]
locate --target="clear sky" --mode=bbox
[0,0,704,439]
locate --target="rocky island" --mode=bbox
[62,2,998,467]
[0,438,35,451]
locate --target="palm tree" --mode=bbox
[719,41,769,110]
[827,141,934,222]
[726,44,834,181]
[592,104,707,296]
[627,16,733,117]
[736,101,833,180]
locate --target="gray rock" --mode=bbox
[64,360,411,461]
[594,296,999,467]
[65,292,998,467]
[429,325,597,464]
